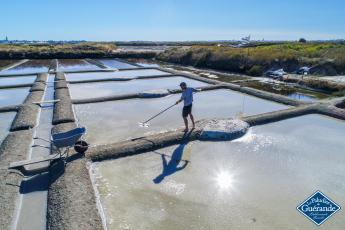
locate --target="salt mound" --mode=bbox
[139,89,170,98]
[199,118,249,141]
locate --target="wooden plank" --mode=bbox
[9,154,61,169]
[32,99,60,105]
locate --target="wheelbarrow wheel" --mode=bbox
[74,140,89,154]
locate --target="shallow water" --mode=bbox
[69,76,208,100]
[0,75,36,86]
[0,88,30,107]
[57,59,101,72]
[98,59,138,69]
[66,69,169,82]
[0,112,16,144]
[76,89,287,145]
[241,80,329,101]
[287,92,316,101]
[137,62,160,68]
[0,60,50,75]
[91,115,345,230]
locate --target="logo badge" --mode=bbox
[297,191,341,225]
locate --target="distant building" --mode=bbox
[0,36,9,44]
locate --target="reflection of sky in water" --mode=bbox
[0,112,15,143]
[288,92,315,102]
[0,88,30,107]
[0,76,36,86]
[66,69,170,81]
[76,89,287,145]
[69,76,208,100]
[58,59,101,71]
[90,115,345,230]
[0,67,48,75]
[137,62,160,68]
[98,59,137,69]
[0,60,50,74]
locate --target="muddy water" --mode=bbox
[98,59,138,69]
[66,69,170,82]
[0,88,29,107]
[57,59,101,72]
[0,60,50,75]
[0,112,16,143]
[91,115,345,230]
[0,76,36,86]
[75,89,287,145]
[69,76,208,100]
[0,60,19,69]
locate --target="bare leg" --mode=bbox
[183,116,188,132]
[189,113,195,128]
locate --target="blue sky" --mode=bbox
[1,0,344,41]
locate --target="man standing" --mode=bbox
[176,82,200,132]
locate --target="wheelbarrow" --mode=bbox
[8,127,88,176]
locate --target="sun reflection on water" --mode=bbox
[214,170,235,191]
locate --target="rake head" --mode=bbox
[235,111,245,119]
[138,122,150,128]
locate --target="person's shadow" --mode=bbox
[153,144,189,184]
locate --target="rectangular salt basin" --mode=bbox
[75,89,288,145]
[98,59,138,69]
[0,112,16,144]
[0,75,36,86]
[0,60,50,75]
[137,63,160,68]
[69,76,208,100]
[91,115,345,230]
[66,69,169,82]
[57,59,101,72]
[0,88,30,107]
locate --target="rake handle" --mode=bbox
[142,104,176,124]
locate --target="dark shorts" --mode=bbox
[182,104,192,117]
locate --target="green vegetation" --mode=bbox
[157,42,345,76]
[247,65,263,76]
[299,38,307,43]
[285,77,345,93]
[0,42,116,59]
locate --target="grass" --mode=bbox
[0,42,117,59]
[157,42,345,76]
